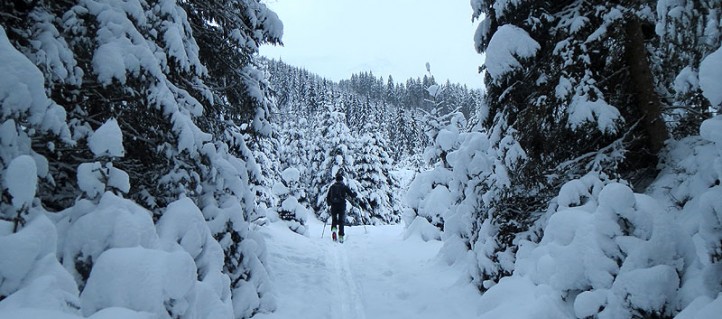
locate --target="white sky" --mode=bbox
[259,0,484,89]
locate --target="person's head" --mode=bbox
[335,173,343,182]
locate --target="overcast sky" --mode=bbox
[259,0,484,89]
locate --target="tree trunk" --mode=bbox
[624,17,668,155]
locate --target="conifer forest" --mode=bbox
[1,1,721,319]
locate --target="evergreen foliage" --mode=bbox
[265,58,484,165]
[3,1,720,318]
[404,5,722,318]
[355,123,402,224]
[275,167,308,234]
[309,100,356,220]
[1,0,282,317]
[452,0,673,291]
[655,0,722,137]
[265,58,468,224]
[418,2,722,318]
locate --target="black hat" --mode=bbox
[335,173,343,181]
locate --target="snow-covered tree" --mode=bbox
[437,113,527,291]
[460,0,676,293]
[1,0,283,318]
[655,0,722,137]
[405,111,467,232]
[474,0,668,195]
[277,118,311,206]
[471,173,698,319]
[354,123,402,224]
[274,167,308,234]
[461,2,722,316]
[0,25,78,312]
[247,131,282,222]
[309,100,357,220]
[471,129,722,318]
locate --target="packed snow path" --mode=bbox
[255,219,480,319]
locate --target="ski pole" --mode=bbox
[362,206,368,234]
[353,199,368,234]
[322,216,327,238]
[363,217,368,234]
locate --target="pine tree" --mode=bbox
[278,118,311,209]
[0,30,76,314]
[354,122,402,224]
[309,100,357,220]
[275,167,308,234]
[264,59,484,227]
[655,0,722,137]
[406,108,468,230]
[461,0,674,292]
[386,75,399,105]
[2,1,283,317]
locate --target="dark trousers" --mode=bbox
[331,207,345,236]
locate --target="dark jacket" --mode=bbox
[327,181,355,212]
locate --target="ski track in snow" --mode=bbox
[335,244,365,319]
[255,218,481,319]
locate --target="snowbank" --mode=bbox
[477,115,722,318]
[0,308,153,319]
[157,197,233,318]
[80,247,196,318]
[403,216,441,241]
[56,192,160,284]
[0,215,79,313]
[476,276,567,319]
[476,179,696,318]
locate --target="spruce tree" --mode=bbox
[278,118,311,209]
[655,0,722,136]
[464,0,673,291]
[1,1,283,317]
[275,167,308,234]
[309,100,357,220]
[354,122,402,224]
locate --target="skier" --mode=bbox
[326,172,356,243]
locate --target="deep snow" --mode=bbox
[254,217,481,319]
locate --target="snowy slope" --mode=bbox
[254,218,481,319]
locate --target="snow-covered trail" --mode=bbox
[255,218,481,319]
